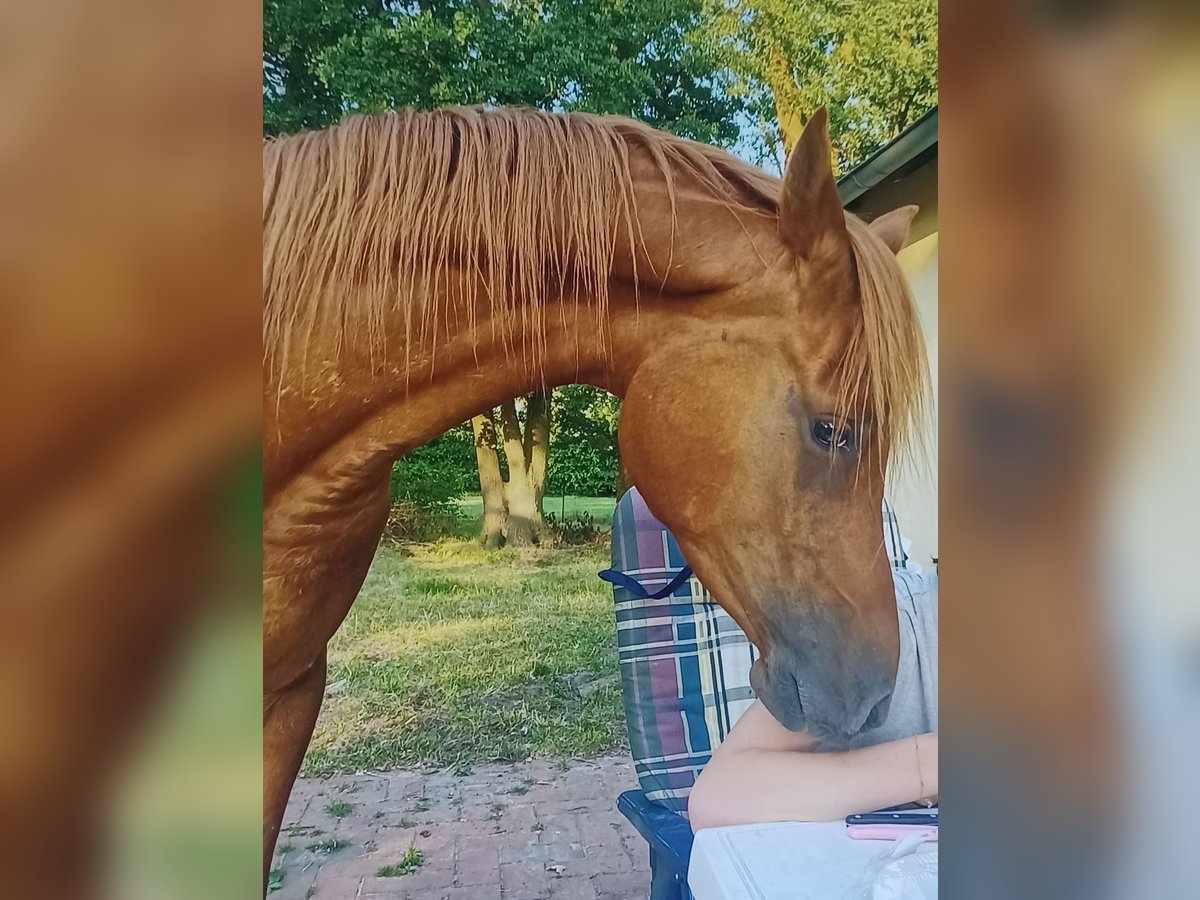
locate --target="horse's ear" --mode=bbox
[869,205,919,254]
[778,107,848,259]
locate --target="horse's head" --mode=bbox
[619,110,929,742]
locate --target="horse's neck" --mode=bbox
[394,168,771,417]
[265,287,629,494]
[266,158,774,492]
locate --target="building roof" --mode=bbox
[839,106,937,239]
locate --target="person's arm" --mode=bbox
[688,700,938,831]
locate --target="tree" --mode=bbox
[264,0,742,145]
[696,0,938,170]
[263,0,380,136]
[546,385,621,497]
[466,393,550,547]
[470,413,507,549]
[498,394,547,545]
[524,390,550,525]
[390,423,476,509]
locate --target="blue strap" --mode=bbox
[599,565,693,600]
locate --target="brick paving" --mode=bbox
[271,755,653,900]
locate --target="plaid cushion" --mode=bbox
[610,488,909,815]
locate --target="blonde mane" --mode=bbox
[263,106,775,378]
[262,105,927,460]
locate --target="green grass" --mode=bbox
[302,539,624,775]
[305,838,349,854]
[377,847,424,877]
[455,495,615,528]
[324,801,354,818]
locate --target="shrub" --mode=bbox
[391,425,476,511]
[383,501,463,544]
[544,511,601,546]
[546,386,620,497]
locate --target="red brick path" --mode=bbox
[272,755,654,900]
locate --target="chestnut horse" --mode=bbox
[262,106,928,876]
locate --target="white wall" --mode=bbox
[887,232,938,569]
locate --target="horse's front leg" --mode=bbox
[261,467,390,892]
[263,647,328,881]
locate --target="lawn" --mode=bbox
[302,538,625,776]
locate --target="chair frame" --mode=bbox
[617,789,695,900]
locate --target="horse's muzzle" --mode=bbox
[749,642,895,742]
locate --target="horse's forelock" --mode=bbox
[836,214,933,473]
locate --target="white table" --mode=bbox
[688,821,935,899]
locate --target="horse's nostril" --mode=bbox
[864,704,880,730]
[863,695,890,732]
[789,673,806,714]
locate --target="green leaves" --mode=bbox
[264,0,937,169]
[390,387,621,509]
[263,0,740,144]
[263,0,379,135]
[391,424,476,512]
[546,386,621,498]
[696,0,937,170]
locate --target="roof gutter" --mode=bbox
[837,106,938,206]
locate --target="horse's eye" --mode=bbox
[811,418,856,453]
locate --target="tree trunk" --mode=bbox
[471,412,506,549]
[762,42,844,171]
[767,44,805,158]
[499,399,540,545]
[775,104,805,159]
[525,390,551,517]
